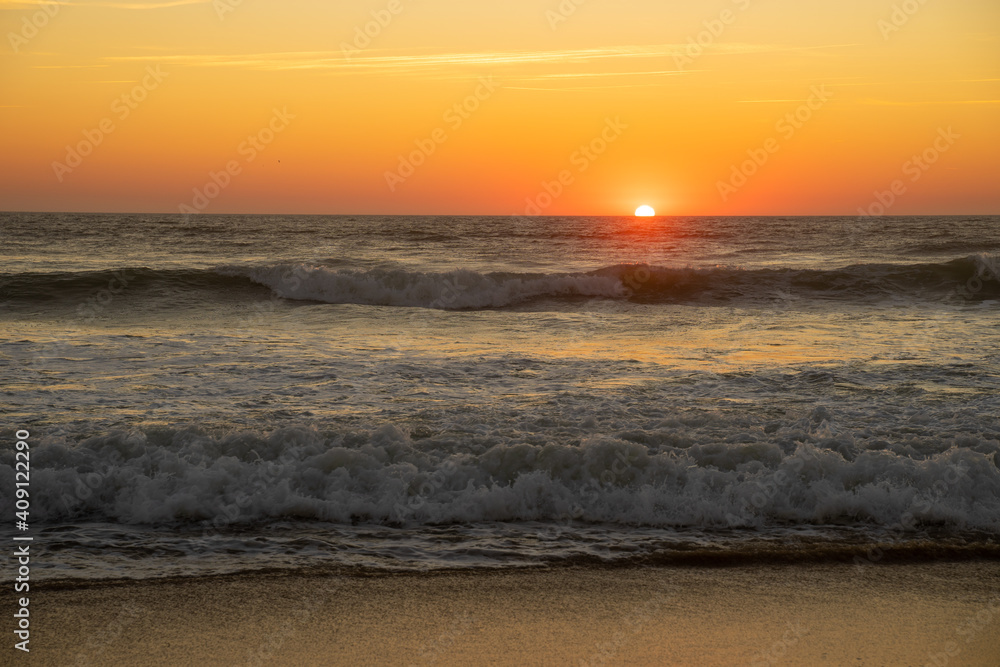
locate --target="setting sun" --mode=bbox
[635,205,656,217]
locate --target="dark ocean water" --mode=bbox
[2,213,999,581]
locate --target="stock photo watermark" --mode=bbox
[716,85,834,202]
[9,269,136,378]
[922,596,1000,667]
[52,66,168,182]
[674,0,753,70]
[535,444,647,556]
[340,0,409,58]
[385,77,499,192]
[178,107,295,216]
[411,613,474,665]
[853,460,971,571]
[73,602,147,666]
[878,0,932,40]
[76,270,134,321]
[7,1,60,53]
[391,459,458,523]
[579,582,676,667]
[15,266,131,336]
[245,584,338,667]
[214,0,245,21]
[955,257,999,301]
[545,0,588,30]
[232,265,311,339]
[854,126,960,221]
[512,116,628,217]
[196,444,302,541]
[12,429,32,653]
[749,622,810,667]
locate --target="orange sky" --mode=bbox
[1,0,998,215]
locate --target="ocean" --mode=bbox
[2,212,999,582]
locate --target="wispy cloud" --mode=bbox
[859,99,1000,106]
[102,45,697,72]
[92,42,845,77]
[31,64,109,69]
[507,84,675,92]
[0,0,210,8]
[14,42,858,88]
[504,69,686,89]
[519,70,685,80]
[832,78,1000,88]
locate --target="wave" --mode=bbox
[3,419,999,532]
[3,255,999,311]
[25,526,1000,584]
[904,240,1000,255]
[0,267,267,304]
[231,255,1000,308]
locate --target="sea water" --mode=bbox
[2,213,999,580]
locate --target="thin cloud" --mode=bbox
[104,46,697,71]
[519,70,685,80]
[31,64,110,69]
[506,83,676,92]
[95,43,831,76]
[827,77,1000,88]
[859,99,1000,106]
[0,0,210,8]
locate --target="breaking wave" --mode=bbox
[2,255,998,311]
[4,416,999,532]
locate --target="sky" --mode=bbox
[0,0,998,216]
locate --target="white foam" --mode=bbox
[5,422,998,532]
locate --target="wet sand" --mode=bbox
[30,561,1000,666]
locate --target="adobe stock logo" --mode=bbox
[7,1,60,54]
[854,127,960,220]
[674,0,753,70]
[341,0,408,59]
[546,0,588,30]
[878,0,932,40]
[179,108,295,216]
[385,77,499,192]
[716,85,833,202]
[512,117,628,218]
[52,66,168,182]
[214,0,245,20]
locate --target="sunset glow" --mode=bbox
[635,205,656,217]
[1,1,998,215]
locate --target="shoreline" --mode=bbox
[31,561,1000,666]
[29,537,1000,593]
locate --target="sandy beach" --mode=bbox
[28,561,1000,666]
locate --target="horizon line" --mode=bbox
[2,210,998,218]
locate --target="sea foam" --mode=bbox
[5,414,998,532]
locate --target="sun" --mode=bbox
[635,205,656,217]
